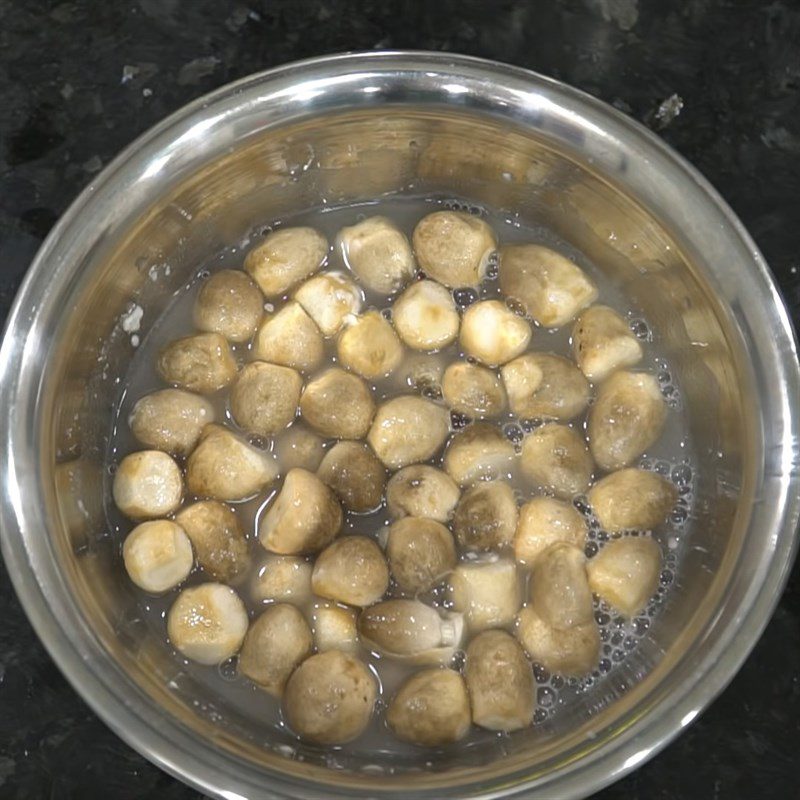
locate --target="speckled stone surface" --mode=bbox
[1,1,798,798]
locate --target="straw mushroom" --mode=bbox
[465,630,535,731]
[300,368,375,439]
[442,362,506,418]
[587,536,662,616]
[459,300,532,367]
[252,301,324,373]
[274,425,326,472]
[129,388,215,456]
[587,371,667,471]
[359,599,464,665]
[499,244,597,328]
[229,361,302,437]
[572,305,643,382]
[519,423,593,499]
[448,558,522,632]
[238,604,313,696]
[530,543,594,630]
[443,422,516,487]
[122,520,193,593]
[317,441,386,513]
[587,468,677,532]
[514,497,588,566]
[193,269,263,343]
[258,468,343,555]
[311,536,389,607]
[175,500,250,583]
[157,333,238,394]
[186,424,278,501]
[412,210,497,288]
[113,450,183,520]
[294,271,363,336]
[367,396,450,469]
[167,583,248,665]
[387,669,471,746]
[252,554,313,606]
[283,650,377,745]
[452,480,518,551]
[501,353,591,421]
[337,310,403,379]
[516,606,600,676]
[385,517,457,593]
[311,603,359,654]
[392,280,460,351]
[385,465,460,522]
[337,216,416,294]
[244,226,328,297]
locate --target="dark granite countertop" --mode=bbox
[1,1,798,798]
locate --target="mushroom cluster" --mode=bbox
[113,208,681,749]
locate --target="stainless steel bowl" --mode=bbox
[1,51,798,799]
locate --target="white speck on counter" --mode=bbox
[121,303,143,333]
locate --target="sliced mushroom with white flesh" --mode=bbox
[572,304,643,381]
[459,300,532,367]
[123,520,193,593]
[113,450,183,520]
[448,558,522,633]
[443,423,516,487]
[392,280,460,351]
[294,271,363,336]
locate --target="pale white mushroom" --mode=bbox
[392,280,460,351]
[244,226,328,297]
[519,423,594,499]
[238,604,313,696]
[337,216,416,294]
[387,669,471,746]
[587,536,662,616]
[252,554,313,606]
[465,630,535,731]
[167,583,249,665]
[358,599,464,665]
[175,500,250,583]
[229,361,302,437]
[587,468,677,532]
[385,517,457,593]
[442,362,506,419]
[129,389,215,456]
[367,395,450,469]
[186,425,278,502]
[157,333,238,394]
[252,301,324,373]
[499,244,597,328]
[516,606,600,676]
[274,425,326,472]
[312,603,359,653]
[113,450,183,520]
[412,210,497,288]
[385,465,460,522]
[283,650,377,745]
[316,441,386,513]
[514,497,588,566]
[501,353,591,421]
[258,468,342,555]
[294,271,363,336]
[448,558,522,632]
[122,520,193,593]
[459,300,532,367]
[443,423,516,487]
[193,269,263,343]
[337,310,403,379]
[530,543,594,630]
[311,536,389,607]
[452,480,518,551]
[300,368,375,439]
[572,305,643,381]
[587,371,667,471]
